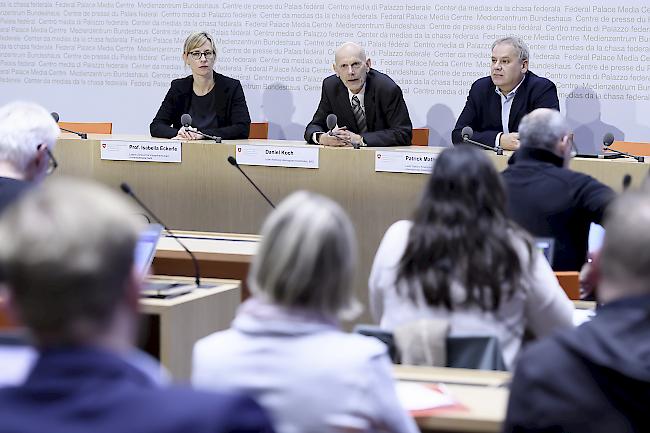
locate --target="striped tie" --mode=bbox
[351,95,368,133]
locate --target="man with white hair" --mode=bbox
[0,101,59,214]
[502,108,614,271]
[304,42,412,147]
[452,37,559,150]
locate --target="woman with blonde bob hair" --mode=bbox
[193,191,418,433]
[150,31,250,140]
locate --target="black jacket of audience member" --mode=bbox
[502,147,614,271]
[150,71,251,140]
[304,69,412,147]
[451,71,559,147]
[504,294,650,433]
[0,176,29,215]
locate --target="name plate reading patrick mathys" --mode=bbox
[236,144,319,169]
[375,150,436,174]
[100,140,181,163]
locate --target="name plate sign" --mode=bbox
[235,144,319,169]
[100,140,181,163]
[375,150,436,174]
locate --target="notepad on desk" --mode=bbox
[396,381,457,415]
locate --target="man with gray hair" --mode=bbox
[502,108,614,271]
[305,42,412,147]
[504,191,650,432]
[0,178,275,433]
[0,101,59,214]
[452,37,559,150]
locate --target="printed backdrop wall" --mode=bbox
[1,0,650,150]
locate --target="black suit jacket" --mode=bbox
[304,69,412,147]
[502,147,614,271]
[451,71,559,146]
[504,294,650,433]
[150,71,250,139]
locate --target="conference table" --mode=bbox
[55,135,649,323]
[394,365,510,433]
[139,276,240,381]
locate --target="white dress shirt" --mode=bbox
[494,76,525,147]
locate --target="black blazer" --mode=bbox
[150,71,251,139]
[304,69,412,147]
[505,294,650,433]
[451,71,559,146]
[502,147,614,271]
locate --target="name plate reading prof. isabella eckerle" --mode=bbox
[235,144,319,169]
[100,140,182,163]
[375,150,436,174]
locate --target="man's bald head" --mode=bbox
[334,42,367,63]
[332,42,371,94]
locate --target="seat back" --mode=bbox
[446,335,507,371]
[58,122,112,134]
[411,128,429,146]
[249,122,269,139]
[354,325,507,371]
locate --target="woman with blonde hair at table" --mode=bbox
[150,31,250,140]
[193,191,418,433]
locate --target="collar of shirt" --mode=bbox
[495,75,525,102]
[348,85,366,110]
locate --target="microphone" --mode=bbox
[179,113,222,143]
[326,114,337,135]
[461,126,503,155]
[51,112,88,139]
[120,182,207,288]
[622,174,632,191]
[227,156,275,209]
[603,133,644,162]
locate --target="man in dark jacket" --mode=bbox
[504,191,650,433]
[502,108,614,271]
[0,178,274,433]
[304,42,412,148]
[452,37,559,150]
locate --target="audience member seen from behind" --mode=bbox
[369,146,574,369]
[451,37,559,150]
[502,108,615,271]
[0,178,274,433]
[150,31,251,140]
[505,191,650,433]
[193,191,419,433]
[0,101,59,215]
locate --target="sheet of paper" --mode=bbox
[396,381,456,411]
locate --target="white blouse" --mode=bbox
[369,220,575,369]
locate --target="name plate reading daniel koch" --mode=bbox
[236,144,319,169]
[100,140,181,163]
[375,150,436,174]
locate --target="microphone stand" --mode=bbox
[227,157,276,208]
[603,146,644,163]
[59,127,87,139]
[120,183,210,289]
[462,136,504,155]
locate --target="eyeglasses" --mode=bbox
[188,50,215,60]
[37,144,58,175]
